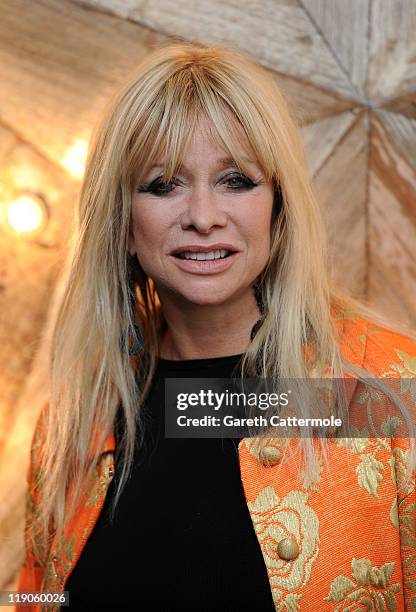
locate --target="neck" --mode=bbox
[157,292,261,360]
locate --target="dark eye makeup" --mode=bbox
[136,172,259,197]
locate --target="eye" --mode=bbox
[137,172,258,197]
[137,177,179,197]
[224,173,258,191]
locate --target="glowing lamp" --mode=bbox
[3,192,49,237]
[62,139,88,180]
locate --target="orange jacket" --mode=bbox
[16,310,416,611]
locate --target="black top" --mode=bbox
[64,353,275,611]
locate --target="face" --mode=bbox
[129,116,275,310]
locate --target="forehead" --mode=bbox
[137,111,262,182]
[148,154,259,173]
[153,118,258,170]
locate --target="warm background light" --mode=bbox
[62,138,88,180]
[6,194,47,235]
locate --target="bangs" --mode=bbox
[126,66,276,188]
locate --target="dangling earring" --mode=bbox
[120,253,144,356]
[250,279,266,341]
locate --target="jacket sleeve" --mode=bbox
[366,326,416,609]
[393,434,416,609]
[15,402,49,608]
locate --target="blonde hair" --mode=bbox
[30,40,416,557]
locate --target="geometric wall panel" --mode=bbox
[368,114,416,327]
[71,0,416,326]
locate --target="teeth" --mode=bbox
[179,249,230,260]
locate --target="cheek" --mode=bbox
[130,204,172,276]
[244,201,273,250]
[131,203,168,249]
[132,208,157,241]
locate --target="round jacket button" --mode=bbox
[258,445,281,467]
[277,537,299,560]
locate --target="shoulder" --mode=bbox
[333,306,416,377]
[361,322,416,378]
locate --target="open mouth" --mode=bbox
[173,249,236,261]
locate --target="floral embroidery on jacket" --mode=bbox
[335,435,388,498]
[247,485,320,609]
[324,558,401,610]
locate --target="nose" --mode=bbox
[180,185,228,233]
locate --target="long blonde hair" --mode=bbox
[30,40,416,556]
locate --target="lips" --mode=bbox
[170,243,239,256]
[169,249,239,275]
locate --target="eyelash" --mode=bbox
[137,173,258,197]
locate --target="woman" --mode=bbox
[17,41,416,611]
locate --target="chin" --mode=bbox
[179,290,234,307]
[184,296,231,307]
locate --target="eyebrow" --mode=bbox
[148,156,258,172]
